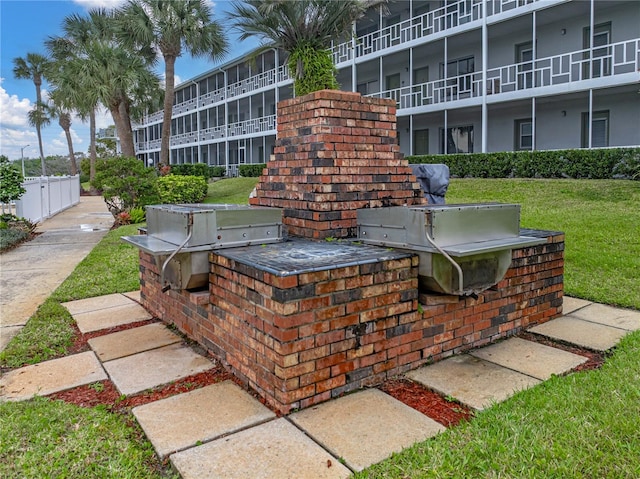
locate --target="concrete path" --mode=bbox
[1,291,638,477]
[0,196,113,350]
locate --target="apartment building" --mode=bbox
[133,0,640,174]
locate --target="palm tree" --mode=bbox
[27,103,51,175]
[46,90,78,175]
[46,9,160,159]
[13,53,50,175]
[227,0,379,97]
[117,0,228,166]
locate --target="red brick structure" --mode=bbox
[138,90,564,414]
[139,232,563,414]
[249,90,425,239]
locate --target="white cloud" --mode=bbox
[73,0,127,10]
[0,78,32,129]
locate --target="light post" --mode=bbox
[20,144,30,177]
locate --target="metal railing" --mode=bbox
[369,39,639,109]
[228,115,277,137]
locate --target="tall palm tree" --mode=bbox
[13,53,50,175]
[46,90,78,175]
[117,0,228,166]
[27,103,51,176]
[46,9,160,158]
[227,0,379,97]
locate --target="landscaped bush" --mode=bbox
[91,157,160,217]
[169,164,226,179]
[239,163,266,177]
[157,175,208,204]
[209,166,226,177]
[405,148,640,180]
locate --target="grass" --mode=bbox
[202,177,258,205]
[1,177,638,478]
[0,397,177,479]
[356,330,640,478]
[1,224,141,368]
[445,179,640,309]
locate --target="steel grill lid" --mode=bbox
[122,203,284,255]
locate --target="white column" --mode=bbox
[588,88,593,148]
[481,0,488,153]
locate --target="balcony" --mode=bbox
[330,0,545,65]
[369,39,640,110]
[228,115,276,137]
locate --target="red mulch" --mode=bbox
[46,323,605,429]
[518,331,605,372]
[380,379,474,427]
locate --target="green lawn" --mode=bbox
[1,177,638,478]
[445,179,639,309]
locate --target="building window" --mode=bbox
[414,3,430,17]
[514,119,533,151]
[441,56,474,97]
[516,42,533,89]
[583,22,611,78]
[386,73,400,91]
[581,110,609,148]
[413,66,429,85]
[441,125,474,154]
[357,79,378,95]
[414,129,429,155]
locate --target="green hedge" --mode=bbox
[239,163,266,177]
[157,175,208,204]
[170,164,226,179]
[405,148,640,180]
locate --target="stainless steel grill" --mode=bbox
[123,204,283,290]
[357,204,546,296]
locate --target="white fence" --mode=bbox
[14,175,80,223]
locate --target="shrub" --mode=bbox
[0,155,25,204]
[210,166,226,177]
[170,163,210,179]
[239,163,266,177]
[0,228,29,251]
[405,147,640,180]
[157,175,208,204]
[91,156,159,217]
[128,206,146,224]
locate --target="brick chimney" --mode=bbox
[249,90,425,239]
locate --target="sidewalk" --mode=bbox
[0,196,113,351]
[2,290,639,477]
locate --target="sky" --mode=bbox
[0,0,258,162]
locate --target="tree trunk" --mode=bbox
[89,108,98,195]
[34,76,46,176]
[109,100,135,158]
[117,100,136,158]
[36,123,47,176]
[60,114,77,175]
[160,55,177,167]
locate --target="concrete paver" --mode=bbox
[133,381,276,459]
[170,418,352,479]
[62,293,135,316]
[0,351,106,401]
[470,337,587,380]
[406,354,540,410]
[88,322,181,362]
[73,302,153,333]
[103,343,214,395]
[0,197,112,351]
[123,290,141,303]
[569,303,640,331]
[562,296,592,314]
[290,388,445,472]
[529,316,628,352]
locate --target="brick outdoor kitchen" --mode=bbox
[136,90,564,414]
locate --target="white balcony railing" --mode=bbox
[228,115,276,137]
[170,131,198,147]
[200,88,226,107]
[333,0,484,63]
[200,125,226,141]
[227,69,278,98]
[369,39,639,109]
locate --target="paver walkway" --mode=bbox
[0,196,112,350]
[1,293,638,477]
